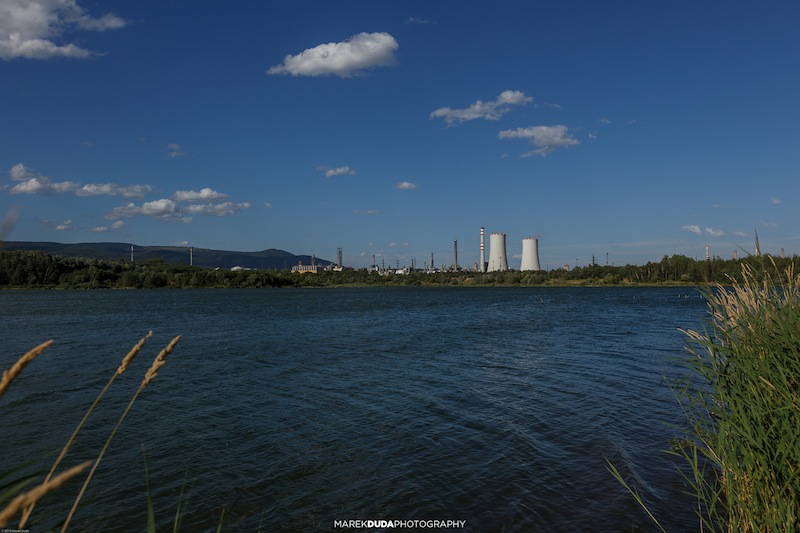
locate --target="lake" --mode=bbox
[1,286,710,532]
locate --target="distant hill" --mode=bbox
[0,241,332,270]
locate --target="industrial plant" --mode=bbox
[350,227,544,275]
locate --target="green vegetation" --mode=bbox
[611,261,800,531]
[2,249,799,288]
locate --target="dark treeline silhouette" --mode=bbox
[1,250,798,289]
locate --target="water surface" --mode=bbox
[1,287,709,531]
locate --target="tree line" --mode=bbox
[0,250,797,289]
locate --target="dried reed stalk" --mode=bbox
[19,332,153,528]
[61,335,181,532]
[0,461,90,527]
[0,340,54,401]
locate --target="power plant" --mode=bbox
[359,226,544,274]
[520,238,541,271]
[487,232,508,272]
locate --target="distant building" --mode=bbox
[291,262,323,274]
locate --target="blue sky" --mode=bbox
[2,1,798,269]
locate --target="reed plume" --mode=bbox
[61,335,181,532]
[0,340,53,401]
[19,332,153,528]
[0,461,90,527]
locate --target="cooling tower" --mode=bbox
[487,233,508,272]
[520,238,541,271]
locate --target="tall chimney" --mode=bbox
[480,227,486,272]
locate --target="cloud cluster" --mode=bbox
[395,181,417,190]
[6,163,252,228]
[682,225,725,237]
[108,189,250,223]
[430,90,581,156]
[430,90,532,125]
[173,188,228,202]
[0,0,126,60]
[9,163,150,197]
[498,125,579,157]
[268,32,398,78]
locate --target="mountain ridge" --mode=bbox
[0,241,332,270]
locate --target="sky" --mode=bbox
[1,1,799,269]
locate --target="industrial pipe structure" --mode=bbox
[488,232,508,272]
[520,237,541,271]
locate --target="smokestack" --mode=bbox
[452,239,458,271]
[488,233,508,272]
[705,245,710,261]
[480,227,486,272]
[521,237,541,271]
[431,252,434,272]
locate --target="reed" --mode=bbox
[611,260,800,531]
[18,332,153,527]
[0,340,53,401]
[0,462,90,527]
[676,262,800,531]
[61,335,181,532]
[1,333,182,530]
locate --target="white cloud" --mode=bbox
[184,202,251,217]
[599,117,612,124]
[92,226,109,233]
[107,199,190,223]
[0,0,126,60]
[683,225,702,235]
[10,169,79,194]
[771,197,782,205]
[705,227,725,237]
[498,125,579,156]
[174,188,228,202]
[430,90,532,125]
[405,17,435,25]
[268,32,398,78]
[8,163,79,193]
[734,230,747,238]
[167,143,186,158]
[318,166,355,177]
[395,181,417,190]
[264,202,272,208]
[9,163,152,197]
[354,209,380,215]
[142,198,178,217]
[760,220,777,228]
[56,220,75,231]
[77,183,153,198]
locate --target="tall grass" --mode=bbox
[0,333,181,530]
[676,263,800,531]
[612,261,800,531]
